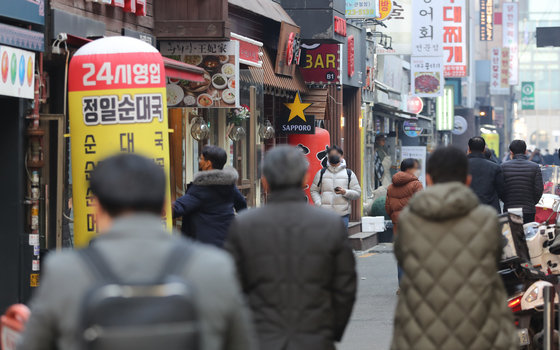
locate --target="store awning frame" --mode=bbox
[162,57,205,82]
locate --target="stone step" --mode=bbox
[348,221,361,235]
[349,231,379,251]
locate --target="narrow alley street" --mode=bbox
[339,245,397,350]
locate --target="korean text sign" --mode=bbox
[490,48,509,95]
[68,37,172,247]
[503,2,518,85]
[159,41,240,108]
[442,0,467,77]
[346,0,378,19]
[412,0,443,57]
[411,56,444,97]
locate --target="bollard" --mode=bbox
[544,285,555,350]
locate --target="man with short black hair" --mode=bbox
[173,145,247,247]
[310,145,361,227]
[391,146,517,350]
[18,154,256,350]
[467,136,505,213]
[226,146,357,350]
[501,140,543,223]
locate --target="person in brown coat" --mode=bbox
[385,158,423,286]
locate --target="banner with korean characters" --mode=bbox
[490,47,509,95]
[346,0,379,19]
[442,0,467,77]
[412,0,443,57]
[503,2,518,85]
[68,37,172,247]
[160,41,240,108]
[411,56,444,97]
[375,0,413,55]
[0,45,35,99]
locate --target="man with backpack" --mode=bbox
[310,145,361,227]
[18,154,256,350]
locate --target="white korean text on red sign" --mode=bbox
[443,0,467,77]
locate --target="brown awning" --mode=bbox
[242,47,308,94]
[301,88,328,120]
[229,0,296,25]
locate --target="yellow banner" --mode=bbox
[69,87,172,247]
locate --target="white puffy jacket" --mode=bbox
[310,160,362,216]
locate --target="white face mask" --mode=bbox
[414,170,421,178]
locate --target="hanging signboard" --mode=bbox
[503,2,519,85]
[521,82,535,110]
[300,43,340,84]
[376,0,412,55]
[346,0,379,19]
[401,146,427,187]
[490,48,509,95]
[160,40,240,108]
[278,92,315,135]
[0,0,44,26]
[436,85,454,130]
[275,22,302,77]
[443,0,467,77]
[412,0,443,57]
[231,33,263,68]
[403,121,423,138]
[480,0,493,41]
[0,46,35,99]
[68,37,172,247]
[411,56,444,97]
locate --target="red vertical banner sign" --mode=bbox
[442,0,467,77]
[347,35,355,77]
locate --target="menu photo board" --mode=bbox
[160,41,240,108]
[411,56,444,97]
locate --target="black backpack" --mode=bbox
[77,243,199,350]
[317,168,352,189]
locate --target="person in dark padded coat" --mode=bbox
[467,136,505,213]
[225,146,357,350]
[173,146,247,247]
[501,140,543,223]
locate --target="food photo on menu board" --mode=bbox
[161,41,240,108]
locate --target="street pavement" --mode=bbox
[338,244,397,350]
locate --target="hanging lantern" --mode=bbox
[191,117,210,141]
[258,119,275,140]
[228,125,246,141]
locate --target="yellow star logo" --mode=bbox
[284,92,312,122]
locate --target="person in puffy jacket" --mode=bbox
[391,146,517,350]
[173,145,247,247]
[386,158,423,287]
[310,145,361,227]
[226,146,356,350]
[501,140,543,223]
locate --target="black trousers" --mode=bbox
[523,213,536,224]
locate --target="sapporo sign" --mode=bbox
[521,82,535,110]
[278,92,315,134]
[68,37,172,247]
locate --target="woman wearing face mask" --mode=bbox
[385,158,423,289]
[310,145,362,228]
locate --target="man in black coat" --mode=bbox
[225,146,357,350]
[502,140,544,223]
[173,145,247,247]
[467,136,505,213]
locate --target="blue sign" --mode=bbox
[403,121,423,138]
[0,0,44,26]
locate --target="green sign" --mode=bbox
[521,82,535,110]
[436,86,454,131]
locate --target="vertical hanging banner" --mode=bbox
[490,48,509,95]
[442,0,467,77]
[375,0,413,55]
[503,2,518,85]
[68,37,172,247]
[480,0,493,41]
[412,0,443,57]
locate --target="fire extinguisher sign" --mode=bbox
[68,37,172,247]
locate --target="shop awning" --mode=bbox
[302,88,327,120]
[242,48,307,94]
[162,57,206,82]
[229,0,297,24]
